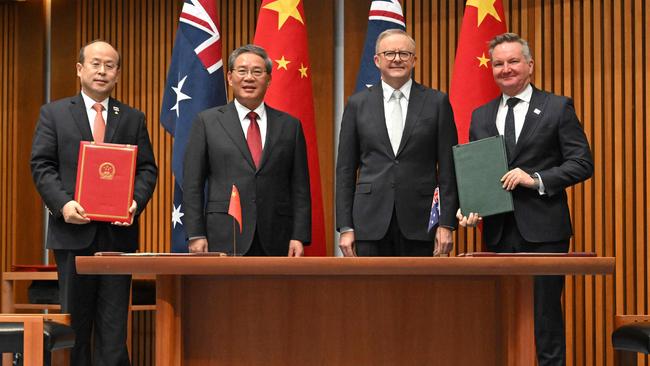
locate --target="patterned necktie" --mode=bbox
[504,97,520,160]
[388,90,404,155]
[246,111,262,168]
[92,103,106,143]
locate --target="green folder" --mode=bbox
[452,135,513,217]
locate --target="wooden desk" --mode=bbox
[1,271,156,366]
[76,256,614,366]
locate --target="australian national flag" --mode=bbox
[354,0,405,92]
[428,187,440,232]
[160,0,227,252]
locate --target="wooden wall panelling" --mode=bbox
[14,1,46,268]
[0,2,17,279]
[0,0,47,310]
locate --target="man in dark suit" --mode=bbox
[336,29,459,257]
[457,33,594,366]
[30,40,158,365]
[183,44,310,256]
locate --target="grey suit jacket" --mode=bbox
[183,102,311,255]
[336,81,459,241]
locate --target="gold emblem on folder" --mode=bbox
[99,162,116,180]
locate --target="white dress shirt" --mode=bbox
[381,78,412,130]
[495,83,532,142]
[495,84,545,194]
[81,91,109,136]
[234,99,267,148]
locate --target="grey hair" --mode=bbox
[488,33,532,61]
[374,29,416,54]
[228,44,273,75]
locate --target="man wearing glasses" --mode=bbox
[183,44,311,256]
[337,29,458,257]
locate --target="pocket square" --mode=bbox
[534,108,541,115]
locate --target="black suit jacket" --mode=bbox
[469,86,593,246]
[30,94,158,252]
[183,102,311,255]
[336,81,459,241]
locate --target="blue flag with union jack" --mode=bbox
[354,0,405,92]
[428,187,440,232]
[160,0,227,252]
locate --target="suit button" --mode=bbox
[391,183,395,188]
[394,160,399,165]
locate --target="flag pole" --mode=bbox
[233,219,236,256]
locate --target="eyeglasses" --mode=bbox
[232,68,266,78]
[377,51,415,61]
[87,61,117,71]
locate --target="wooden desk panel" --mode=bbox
[76,256,614,366]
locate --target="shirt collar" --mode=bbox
[381,78,412,102]
[234,99,266,121]
[81,91,109,111]
[501,83,533,107]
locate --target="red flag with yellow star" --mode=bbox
[228,184,242,233]
[450,0,507,143]
[253,0,326,255]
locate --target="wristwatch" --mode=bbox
[530,173,540,190]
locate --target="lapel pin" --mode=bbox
[534,108,541,115]
[113,106,120,115]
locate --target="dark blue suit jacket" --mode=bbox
[30,94,158,252]
[336,81,459,241]
[469,86,593,246]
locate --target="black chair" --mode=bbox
[612,322,650,366]
[0,315,74,366]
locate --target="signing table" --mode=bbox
[76,255,614,366]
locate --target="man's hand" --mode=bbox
[113,200,137,226]
[188,238,208,253]
[456,208,482,227]
[434,226,453,256]
[61,200,90,224]
[338,231,356,257]
[288,240,304,257]
[501,168,536,190]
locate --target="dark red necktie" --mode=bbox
[246,111,262,168]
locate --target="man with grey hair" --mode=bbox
[457,32,593,366]
[337,29,459,257]
[183,44,311,256]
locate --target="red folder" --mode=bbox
[75,142,137,223]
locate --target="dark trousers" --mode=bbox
[244,230,267,256]
[356,209,434,256]
[54,228,131,366]
[489,213,569,366]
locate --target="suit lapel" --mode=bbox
[104,98,122,143]
[257,106,284,171]
[368,84,394,157]
[218,103,256,170]
[69,94,94,141]
[512,87,547,160]
[486,96,501,137]
[397,81,424,156]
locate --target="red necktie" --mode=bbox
[246,111,262,168]
[92,103,106,143]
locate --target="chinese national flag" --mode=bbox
[253,0,326,255]
[228,184,242,233]
[450,0,507,143]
